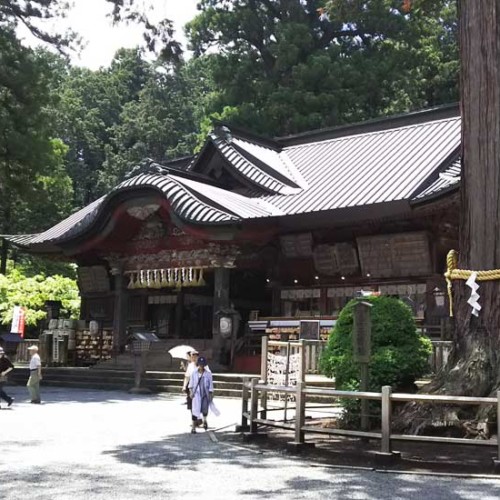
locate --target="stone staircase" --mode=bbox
[96,339,214,371]
[8,366,336,401]
[8,367,248,398]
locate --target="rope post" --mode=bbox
[260,335,268,419]
[235,376,250,432]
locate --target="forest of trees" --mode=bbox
[1,0,458,275]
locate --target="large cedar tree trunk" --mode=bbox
[399,0,500,434]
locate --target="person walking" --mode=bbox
[182,350,199,410]
[27,345,42,404]
[0,347,14,408]
[188,356,213,433]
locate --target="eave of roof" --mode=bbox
[276,103,460,147]
[5,103,462,252]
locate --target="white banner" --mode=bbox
[10,306,26,337]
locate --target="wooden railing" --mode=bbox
[240,378,500,462]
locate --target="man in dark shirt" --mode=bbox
[0,346,14,408]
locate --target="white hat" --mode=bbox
[27,345,38,351]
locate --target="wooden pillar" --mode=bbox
[212,267,231,366]
[174,290,184,338]
[271,284,281,316]
[111,267,127,356]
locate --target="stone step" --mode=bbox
[9,367,336,402]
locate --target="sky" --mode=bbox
[17,0,200,70]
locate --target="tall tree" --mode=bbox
[52,49,152,206]
[186,0,458,136]
[446,1,500,397]
[0,29,59,273]
[399,0,500,432]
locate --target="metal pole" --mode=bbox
[381,386,392,454]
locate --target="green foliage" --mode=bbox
[0,269,80,328]
[101,59,202,187]
[320,296,432,390]
[186,0,458,136]
[320,296,432,427]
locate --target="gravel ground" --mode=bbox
[1,386,500,500]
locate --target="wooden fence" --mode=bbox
[262,337,326,375]
[263,336,453,376]
[240,379,500,462]
[241,337,500,463]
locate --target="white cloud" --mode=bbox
[16,0,199,70]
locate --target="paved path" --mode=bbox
[1,387,500,500]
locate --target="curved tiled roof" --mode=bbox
[413,158,461,201]
[5,170,287,249]
[265,116,461,214]
[5,105,462,251]
[210,136,300,195]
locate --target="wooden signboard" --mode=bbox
[313,244,338,275]
[313,243,359,276]
[299,320,320,340]
[352,301,372,363]
[280,233,313,258]
[334,242,360,275]
[78,266,110,293]
[356,231,432,278]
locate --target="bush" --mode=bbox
[0,269,80,329]
[320,296,432,426]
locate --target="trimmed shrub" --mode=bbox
[320,296,432,426]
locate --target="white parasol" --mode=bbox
[168,345,196,360]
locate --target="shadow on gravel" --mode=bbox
[0,467,172,499]
[239,471,500,499]
[103,432,274,471]
[4,386,175,406]
[220,428,499,476]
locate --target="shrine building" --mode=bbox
[5,104,461,370]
